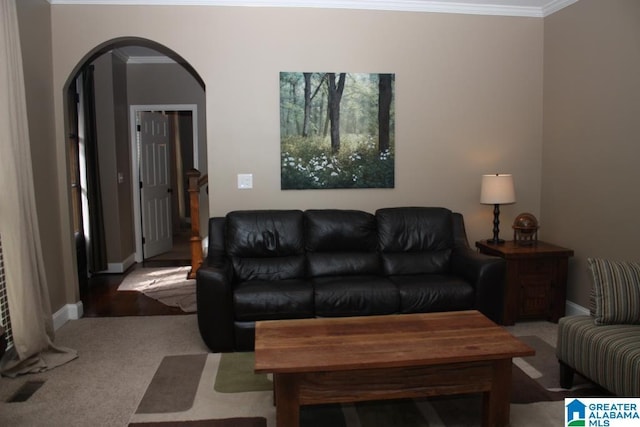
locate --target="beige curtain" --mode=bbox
[0,0,77,377]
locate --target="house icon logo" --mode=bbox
[566,399,587,426]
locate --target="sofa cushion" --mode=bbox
[234,278,314,321]
[376,207,453,275]
[390,275,475,314]
[226,210,305,281]
[307,252,380,277]
[588,258,640,325]
[313,276,399,316]
[305,209,380,277]
[305,209,377,251]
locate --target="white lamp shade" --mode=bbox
[480,174,516,204]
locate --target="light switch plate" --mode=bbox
[237,173,253,189]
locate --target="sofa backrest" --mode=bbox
[376,207,454,275]
[304,209,380,277]
[225,210,305,281]
[210,207,461,280]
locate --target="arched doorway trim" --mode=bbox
[63,36,205,93]
[61,36,206,284]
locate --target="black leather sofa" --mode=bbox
[196,207,505,352]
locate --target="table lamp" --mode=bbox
[480,173,515,244]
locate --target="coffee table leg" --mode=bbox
[274,373,300,427]
[482,359,512,427]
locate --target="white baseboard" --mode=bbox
[100,253,136,274]
[52,301,84,331]
[565,300,590,317]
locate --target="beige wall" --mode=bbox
[542,0,640,309]
[91,56,205,268]
[45,5,544,312]
[15,1,639,316]
[93,52,135,267]
[126,62,207,174]
[127,62,209,258]
[94,54,121,263]
[113,54,135,259]
[16,0,72,311]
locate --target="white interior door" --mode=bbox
[139,111,172,258]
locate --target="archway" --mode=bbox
[62,37,207,291]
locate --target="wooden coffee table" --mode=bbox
[254,310,534,427]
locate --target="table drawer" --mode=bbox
[518,258,554,275]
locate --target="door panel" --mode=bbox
[139,111,172,258]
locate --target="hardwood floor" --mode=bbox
[81,231,193,317]
[80,264,187,317]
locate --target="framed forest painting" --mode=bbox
[280,72,395,189]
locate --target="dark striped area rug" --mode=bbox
[130,419,266,427]
[129,336,606,426]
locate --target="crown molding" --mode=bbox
[46,0,580,18]
[111,48,129,63]
[126,55,177,64]
[542,0,579,16]
[112,48,177,64]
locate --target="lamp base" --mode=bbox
[487,204,505,245]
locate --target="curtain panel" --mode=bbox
[0,0,77,377]
[81,65,108,274]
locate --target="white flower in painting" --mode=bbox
[379,148,391,161]
[348,153,362,162]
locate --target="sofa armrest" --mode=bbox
[196,256,235,352]
[451,247,505,323]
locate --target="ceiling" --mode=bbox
[50,0,579,18]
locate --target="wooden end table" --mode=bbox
[255,310,534,427]
[475,240,574,325]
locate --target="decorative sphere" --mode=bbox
[512,213,539,235]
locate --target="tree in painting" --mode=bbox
[280,72,395,189]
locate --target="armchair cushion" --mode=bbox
[588,258,640,325]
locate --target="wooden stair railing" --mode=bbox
[187,168,208,279]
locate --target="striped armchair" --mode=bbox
[556,258,640,396]
[557,316,639,396]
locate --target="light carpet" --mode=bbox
[0,316,601,426]
[129,335,608,427]
[118,266,196,312]
[0,315,207,426]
